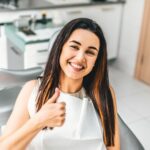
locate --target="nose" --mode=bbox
[76,51,86,62]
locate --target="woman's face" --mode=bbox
[59,29,100,81]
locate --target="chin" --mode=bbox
[66,72,84,80]
[68,75,83,80]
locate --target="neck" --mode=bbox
[59,75,83,93]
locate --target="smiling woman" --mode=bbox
[0,18,120,150]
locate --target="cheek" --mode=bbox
[87,58,97,68]
[59,51,66,67]
[59,49,72,66]
[59,55,63,66]
[60,49,68,62]
[62,46,71,56]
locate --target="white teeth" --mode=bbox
[70,63,83,69]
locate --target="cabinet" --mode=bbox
[24,42,49,69]
[5,24,58,70]
[7,38,49,69]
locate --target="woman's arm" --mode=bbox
[0,80,36,138]
[0,80,40,149]
[0,116,42,150]
[106,86,120,150]
[0,80,66,150]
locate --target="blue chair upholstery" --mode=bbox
[0,67,43,129]
[118,114,144,150]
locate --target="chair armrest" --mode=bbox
[118,114,145,150]
[1,125,6,135]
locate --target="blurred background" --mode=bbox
[0,0,150,149]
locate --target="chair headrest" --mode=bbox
[0,66,43,90]
[48,29,61,52]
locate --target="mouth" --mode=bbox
[68,62,85,72]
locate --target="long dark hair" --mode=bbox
[36,18,115,146]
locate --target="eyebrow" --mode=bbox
[69,40,99,51]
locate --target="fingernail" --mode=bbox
[55,88,60,94]
[55,87,58,92]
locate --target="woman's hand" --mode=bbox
[34,88,66,129]
[0,82,66,150]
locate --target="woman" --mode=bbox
[0,18,120,150]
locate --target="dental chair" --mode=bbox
[118,114,144,150]
[0,67,43,131]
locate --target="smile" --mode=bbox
[68,62,85,71]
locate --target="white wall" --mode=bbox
[113,0,145,76]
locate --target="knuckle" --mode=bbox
[57,121,62,126]
[60,110,65,115]
[58,104,63,109]
[57,117,65,126]
[60,102,66,107]
[61,116,65,121]
[60,119,65,125]
[61,102,66,106]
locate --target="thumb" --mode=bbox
[47,88,60,104]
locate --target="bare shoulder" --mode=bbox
[2,80,38,135]
[23,79,38,90]
[13,79,39,112]
[16,79,38,103]
[109,85,116,98]
[10,79,38,114]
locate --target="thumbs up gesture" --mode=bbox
[34,88,66,129]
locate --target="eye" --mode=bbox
[70,45,79,50]
[86,50,96,56]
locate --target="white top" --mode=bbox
[26,80,106,150]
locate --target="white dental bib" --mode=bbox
[27,82,106,150]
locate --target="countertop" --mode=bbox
[5,23,62,51]
[0,0,126,12]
